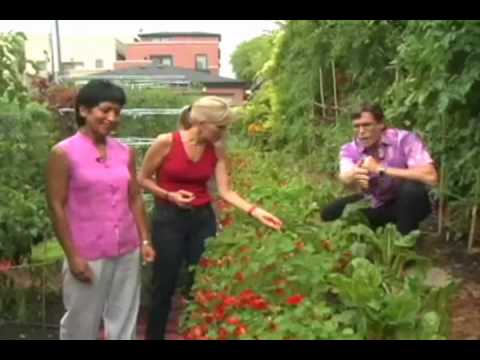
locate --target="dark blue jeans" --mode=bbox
[146,201,217,340]
[321,180,432,235]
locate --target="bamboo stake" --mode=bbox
[438,114,447,237]
[319,67,326,118]
[42,232,48,330]
[468,205,478,253]
[437,161,445,236]
[331,60,338,122]
[42,266,46,330]
[468,172,480,253]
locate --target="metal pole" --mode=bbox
[48,32,56,82]
[55,20,63,82]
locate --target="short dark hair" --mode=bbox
[351,103,384,123]
[75,80,126,127]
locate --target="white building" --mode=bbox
[24,33,127,79]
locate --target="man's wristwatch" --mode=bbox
[378,166,387,176]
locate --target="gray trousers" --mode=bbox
[60,248,141,340]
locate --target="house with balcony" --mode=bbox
[115,32,221,75]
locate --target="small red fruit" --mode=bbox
[287,294,305,305]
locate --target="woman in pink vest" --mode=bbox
[138,96,283,339]
[46,80,155,340]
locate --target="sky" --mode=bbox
[0,20,279,78]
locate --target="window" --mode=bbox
[151,55,174,66]
[61,61,84,72]
[95,59,104,69]
[195,54,208,71]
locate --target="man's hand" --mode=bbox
[361,156,382,175]
[351,166,370,190]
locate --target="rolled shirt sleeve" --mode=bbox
[402,132,434,168]
[339,143,358,174]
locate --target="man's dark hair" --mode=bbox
[75,80,126,127]
[351,103,385,123]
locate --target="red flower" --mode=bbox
[184,331,195,340]
[250,297,269,311]
[195,291,209,307]
[223,296,239,307]
[199,257,214,268]
[200,324,209,334]
[0,260,13,273]
[214,305,227,321]
[218,327,229,340]
[192,326,204,338]
[239,289,256,300]
[239,289,257,306]
[220,216,235,228]
[204,291,218,302]
[217,292,227,302]
[235,324,248,337]
[202,312,215,324]
[287,294,305,305]
[226,316,241,325]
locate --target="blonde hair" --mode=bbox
[178,105,192,129]
[187,96,234,128]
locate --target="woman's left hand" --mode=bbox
[142,243,156,264]
[252,207,284,231]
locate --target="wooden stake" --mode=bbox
[468,205,478,253]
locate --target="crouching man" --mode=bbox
[321,104,438,235]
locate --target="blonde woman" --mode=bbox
[138,96,283,339]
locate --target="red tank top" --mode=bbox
[157,131,218,207]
